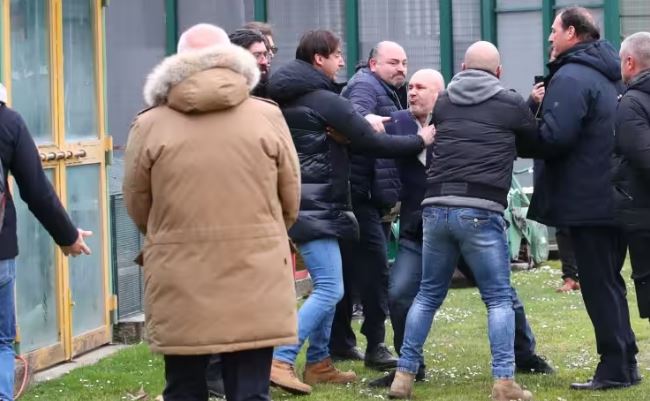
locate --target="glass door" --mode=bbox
[5,0,111,368]
[59,0,111,358]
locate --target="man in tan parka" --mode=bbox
[123,24,301,401]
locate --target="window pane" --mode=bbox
[178,0,248,34]
[268,0,348,81]
[621,0,650,37]
[453,0,481,74]
[10,0,53,144]
[63,0,98,140]
[497,11,543,97]
[15,170,60,353]
[105,0,166,154]
[555,0,603,6]
[67,164,105,335]
[497,0,541,9]
[359,0,441,76]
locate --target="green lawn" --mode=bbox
[21,261,650,401]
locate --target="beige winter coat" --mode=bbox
[123,44,300,355]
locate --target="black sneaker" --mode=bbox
[368,366,426,388]
[516,354,554,374]
[365,343,397,371]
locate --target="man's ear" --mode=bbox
[461,62,467,71]
[495,65,502,79]
[313,54,324,68]
[368,58,378,71]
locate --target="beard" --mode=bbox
[259,65,270,84]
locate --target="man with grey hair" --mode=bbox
[614,31,650,325]
[124,23,300,401]
[389,41,537,401]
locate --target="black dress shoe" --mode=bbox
[364,343,398,371]
[368,366,426,388]
[570,378,631,390]
[516,354,555,374]
[331,346,365,361]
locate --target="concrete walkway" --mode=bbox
[32,344,129,384]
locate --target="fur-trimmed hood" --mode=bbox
[143,44,260,111]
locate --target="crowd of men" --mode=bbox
[0,5,648,401]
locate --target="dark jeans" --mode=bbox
[389,238,538,365]
[556,227,578,281]
[569,226,638,381]
[164,347,273,401]
[626,230,650,318]
[331,201,390,352]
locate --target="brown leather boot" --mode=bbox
[303,357,357,385]
[270,359,312,395]
[388,371,415,399]
[492,379,533,401]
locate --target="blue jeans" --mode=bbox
[0,259,16,401]
[398,207,515,379]
[274,238,344,365]
[389,238,537,364]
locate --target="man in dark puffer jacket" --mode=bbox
[266,30,434,395]
[520,7,639,391]
[330,41,408,370]
[615,31,650,323]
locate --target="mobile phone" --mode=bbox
[534,75,545,85]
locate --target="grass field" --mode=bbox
[20,261,650,401]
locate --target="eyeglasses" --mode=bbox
[269,46,278,55]
[252,51,270,61]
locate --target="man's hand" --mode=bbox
[364,114,391,133]
[61,228,93,257]
[530,82,545,105]
[418,124,436,146]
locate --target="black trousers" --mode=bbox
[163,347,273,401]
[331,201,390,352]
[626,229,650,318]
[570,226,638,381]
[556,227,579,281]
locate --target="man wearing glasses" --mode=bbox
[229,28,274,98]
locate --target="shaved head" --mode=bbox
[177,24,230,53]
[463,41,501,75]
[410,69,445,92]
[408,68,445,123]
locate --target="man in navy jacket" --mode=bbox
[521,7,640,391]
[330,41,410,370]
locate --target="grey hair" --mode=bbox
[177,23,230,53]
[621,32,650,70]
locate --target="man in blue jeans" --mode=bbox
[0,89,92,401]
[370,68,552,388]
[389,42,538,400]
